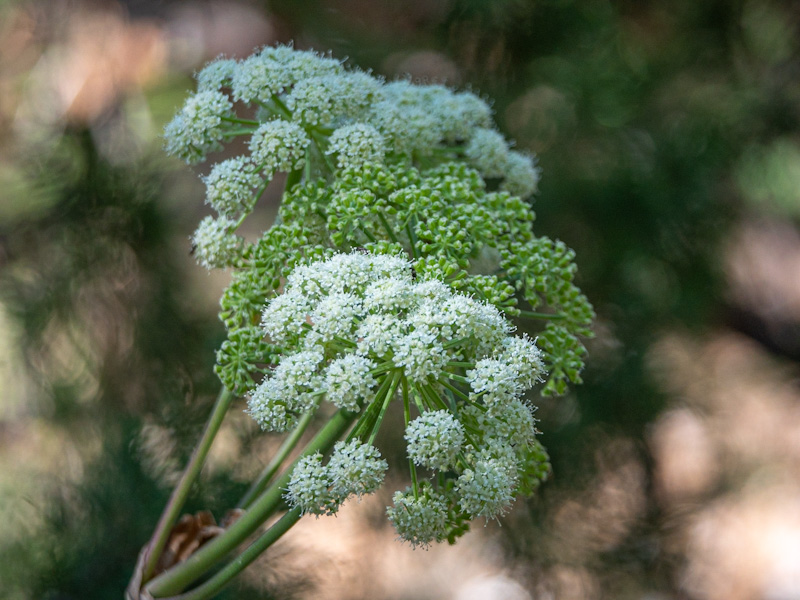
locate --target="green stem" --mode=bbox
[445,373,470,385]
[169,508,303,600]
[223,127,258,137]
[405,220,420,260]
[368,370,401,445]
[309,130,336,173]
[146,409,356,597]
[271,94,292,119]
[221,116,260,126]
[439,378,470,401]
[142,388,234,583]
[421,383,449,412]
[402,378,419,499]
[237,409,316,509]
[518,310,567,320]
[347,373,394,442]
[442,337,469,350]
[377,212,399,243]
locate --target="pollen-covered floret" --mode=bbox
[249,120,310,176]
[406,410,465,471]
[327,439,387,499]
[191,216,242,269]
[202,156,263,218]
[387,485,450,549]
[164,90,233,164]
[324,354,377,411]
[328,123,387,170]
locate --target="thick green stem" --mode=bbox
[237,409,316,509]
[146,409,356,597]
[169,508,303,600]
[142,388,234,583]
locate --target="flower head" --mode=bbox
[405,410,465,471]
[191,216,242,269]
[164,91,233,163]
[387,485,450,549]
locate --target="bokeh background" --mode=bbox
[2,1,800,598]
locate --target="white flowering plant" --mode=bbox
[128,45,593,600]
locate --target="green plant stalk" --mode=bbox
[237,409,315,509]
[142,387,235,583]
[169,507,303,600]
[146,408,356,597]
[518,310,566,320]
[367,370,402,445]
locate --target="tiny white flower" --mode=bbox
[467,358,522,406]
[391,326,447,383]
[498,335,545,388]
[310,292,363,341]
[261,289,314,344]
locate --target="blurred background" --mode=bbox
[1,0,800,598]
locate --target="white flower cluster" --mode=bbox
[202,156,262,219]
[165,45,546,268]
[285,439,387,516]
[386,485,450,549]
[249,121,310,176]
[405,410,464,471]
[248,251,547,546]
[327,123,387,170]
[191,216,242,270]
[164,90,232,164]
[465,128,541,197]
